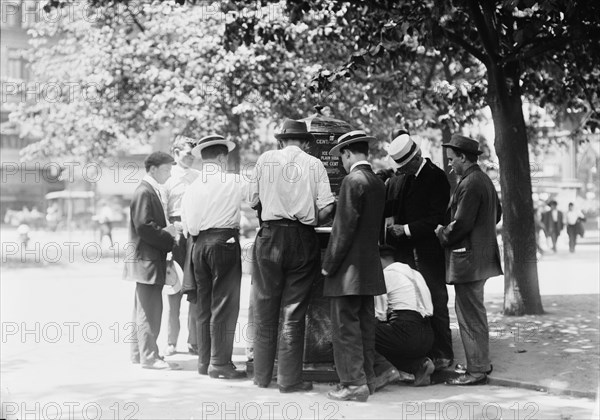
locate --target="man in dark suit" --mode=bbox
[124,151,178,370]
[322,131,386,402]
[542,200,564,252]
[435,134,503,385]
[384,132,453,370]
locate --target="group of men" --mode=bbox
[123,118,503,402]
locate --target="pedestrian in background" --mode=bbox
[542,200,563,252]
[322,130,385,402]
[162,135,200,357]
[249,119,334,392]
[435,134,502,386]
[124,151,180,370]
[565,202,585,253]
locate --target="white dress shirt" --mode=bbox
[248,145,334,226]
[163,164,201,218]
[566,209,584,225]
[181,164,248,236]
[375,262,434,321]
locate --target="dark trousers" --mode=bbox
[330,295,376,387]
[567,225,578,252]
[252,223,319,387]
[454,279,491,374]
[414,249,453,361]
[548,226,560,251]
[167,233,197,347]
[130,282,163,365]
[192,229,242,366]
[374,310,434,375]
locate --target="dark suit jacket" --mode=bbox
[437,165,503,284]
[323,164,386,297]
[123,180,175,285]
[542,210,564,234]
[384,159,450,265]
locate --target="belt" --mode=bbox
[169,216,181,223]
[191,228,238,242]
[389,309,426,322]
[263,219,313,228]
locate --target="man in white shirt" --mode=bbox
[565,202,585,253]
[181,135,247,379]
[162,135,200,357]
[373,245,436,388]
[249,119,334,393]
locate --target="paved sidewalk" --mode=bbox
[1,226,599,419]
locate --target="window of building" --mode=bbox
[6,48,29,81]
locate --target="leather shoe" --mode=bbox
[433,358,453,371]
[198,363,208,375]
[455,363,493,375]
[327,384,369,402]
[278,381,313,393]
[413,357,435,387]
[373,367,401,392]
[446,372,488,385]
[208,363,246,379]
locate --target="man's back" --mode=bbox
[250,146,333,225]
[323,165,386,296]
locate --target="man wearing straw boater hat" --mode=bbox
[384,131,454,373]
[322,130,386,402]
[162,134,200,358]
[180,134,247,379]
[249,119,335,393]
[435,134,503,385]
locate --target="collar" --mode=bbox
[414,158,427,178]
[142,174,161,192]
[459,164,481,180]
[350,160,371,172]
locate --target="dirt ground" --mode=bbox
[445,293,600,396]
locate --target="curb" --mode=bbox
[233,344,598,399]
[487,377,596,400]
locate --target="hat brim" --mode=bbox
[442,144,483,155]
[191,140,236,157]
[329,136,377,157]
[274,132,315,141]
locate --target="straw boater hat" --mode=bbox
[191,134,236,157]
[274,119,315,141]
[387,133,420,168]
[329,130,377,157]
[442,134,483,156]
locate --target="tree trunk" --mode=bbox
[487,63,544,315]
